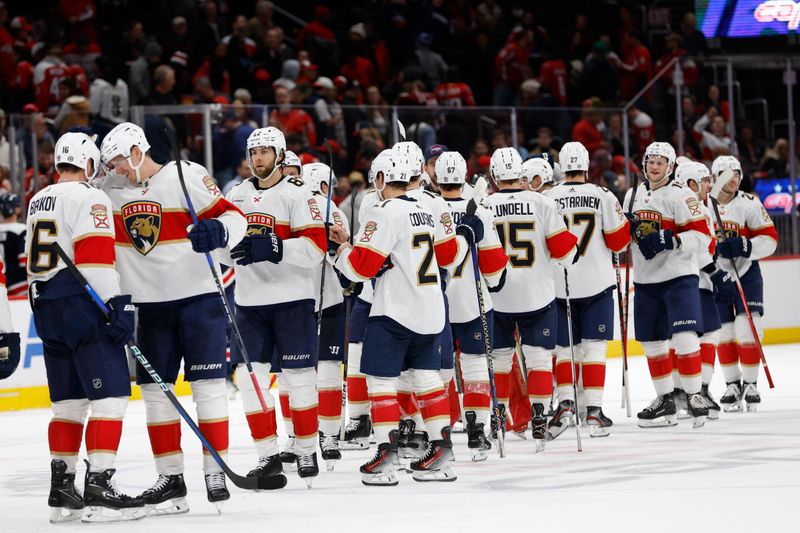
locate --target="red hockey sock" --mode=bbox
[198,418,229,456]
[49,419,83,457]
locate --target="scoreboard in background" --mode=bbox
[698,0,800,38]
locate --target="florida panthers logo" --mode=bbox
[246,212,275,236]
[122,201,161,255]
[634,210,662,242]
[720,220,740,240]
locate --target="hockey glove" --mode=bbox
[0,332,21,380]
[187,219,228,253]
[487,268,507,293]
[105,295,135,345]
[335,268,363,297]
[717,236,751,259]
[231,233,284,265]
[375,257,393,278]
[625,212,639,237]
[637,229,678,260]
[456,214,484,246]
[710,270,736,304]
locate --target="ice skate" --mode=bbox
[319,433,341,471]
[48,460,83,523]
[700,384,721,420]
[397,419,428,462]
[411,428,457,482]
[280,436,298,471]
[360,431,400,486]
[743,382,761,412]
[720,381,743,412]
[340,415,372,450]
[687,393,709,428]
[586,406,612,437]
[140,474,189,516]
[637,394,678,428]
[547,400,575,440]
[465,411,492,462]
[297,452,319,488]
[247,454,287,488]
[531,404,547,452]
[204,473,229,514]
[82,465,145,523]
[673,388,690,420]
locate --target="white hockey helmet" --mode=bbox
[246,127,286,173]
[559,142,590,172]
[368,149,394,185]
[283,150,301,169]
[434,151,467,185]
[100,122,150,180]
[371,150,408,186]
[674,161,710,188]
[642,141,676,173]
[489,147,523,182]
[552,162,565,184]
[521,157,554,189]
[55,132,101,179]
[710,155,742,184]
[392,141,424,178]
[302,162,333,193]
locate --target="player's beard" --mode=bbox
[254,164,276,179]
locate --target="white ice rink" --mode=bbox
[2,344,798,533]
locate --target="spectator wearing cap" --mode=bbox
[269,85,317,148]
[423,144,447,192]
[312,76,346,149]
[580,39,617,103]
[128,40,162,105]
[162,16,195,71]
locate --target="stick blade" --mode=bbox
[472,175,489,204]
[256,474,288,490]
[710,168,735,200]
[396,119,406,142]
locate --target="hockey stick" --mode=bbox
[621,172,639,410]
[339,185,360,441]
[613,252,632,417]
[164,129,272,419]
[315,140,336,359]
[708,173,774,388]
[465,177,506,457]
[52,243,285,491]
[562,269,583,452]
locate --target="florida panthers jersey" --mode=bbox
[624,181,712,285]
[336,195,445,335]
[406,187,461,270]
[0,222,27,296]
[98,161,247,303]
[311,192,349,311]
[442,197,508,323]
[544,182,630,299]
[483,188,578,313]
[712,190,778,278]
[223,175,327,307]
[697,201,716,291]
[26,181,121,302]
[355,189,382,305]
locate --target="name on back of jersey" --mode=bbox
[493,202,534,217]
[28,195,57,216]
[552,195,601,211]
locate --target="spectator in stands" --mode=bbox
[194,41,231,98]
[539,46,568,106]
[128,41,162,105]
[680,11,708,57]
[18,112,54,170]
[297,4,336,70]
[247,0,275,44]
[89,56,129,131]
[162,17,194,70]
[222,15,257,92]
[54,95,90,134]
[415,32,448,88]
[620,31,652,100]
[464,31,495,105]
[313,77,346,149]
[222,157,251,195]
[604,112,627,157]
[213,106,254,186]
[269,85,316,148]
[258,27,293,81]
[365,85,389,138]
[339,24,378,90]
[569,13,592,61]
[528,126,559,163]
[193,76,223,104]
[147,65,176,106]
[692,106,731,163]
[115,20,146,66]
[435,66,475,107]
[467,138,490,176]
[197,0,222,63]
[739,123,766,178]
[0,3,14,85]
[580,39,618,103]
[493,27,533,106]
[702,84,730,122]
[572,99,608,158]
[33,42,67,97]
[759,138,798,179]
[476,0,503,34]
[0,109,22,174]
[627,105,654,155]
[24,141,56,201]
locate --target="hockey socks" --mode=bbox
[318,360,343,436]
[237,364,278,458]
[141,383,184,475]
[192,379,229,474]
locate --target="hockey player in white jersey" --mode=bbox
[625,142,712,429]
[331,150,457,484]
[99,122,247,512]
[709,156,777,412]
[28,132,143,523]
[543,142,630,438]
[521,156,554,193]
[673,160,724,419]
[482,147,578,450]
[437,151,509,460]
[223,127,327,486]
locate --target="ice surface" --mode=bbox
[2,345,798,532]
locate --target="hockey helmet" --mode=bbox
[434,151,467,185]
[710,155,742,184]
[559,142,590,172]
[246,127,286,174]
[489,147,523,182]
[56,132,101,180]
[302,162,333,193]
[521,157,554,190]
[100,122,150,179]
[392,141,424,178]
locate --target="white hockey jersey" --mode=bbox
[711,190,778,278]
[442,197,507,324]
[624,181,712,285]
[355,189,382,305]
[89,78,129,124]
[26,181,121,302]
[98,161,247,303]
[311,192,349,311]
[406,187,461,271]
[483,188,578,313]
[222,175,326,307]
[336,195,445,334]
[544,182,630,299]
[697,202,716,291]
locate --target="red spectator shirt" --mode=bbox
[495,41,528,88]
[340,57,378,91]
[269,109,317,147]
[571,119,604,155]
[540,59,568,105]
[35,64,88,111]
[297,21,335,51]
[631,112,655,154]
[435,82,476,107]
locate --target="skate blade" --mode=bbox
[534,439,546,453]
[411,466,457,482]
[325,460,339,472]
[213,502,224,515]
[340,438,371,450]
[81,505,146,523]
[511,430,528,440]
[677,410,691,420]
[589,426,611,438]
[707,409,720,421]
[49,507,83,523]
[470,449,488,462]
[722,401,743,413]
[746,403,759,413]
[144,497,190,517]
[361,471,399,486]
[692,415,707,428]
[637,415,678,428]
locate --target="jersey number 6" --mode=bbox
[29,219,59,273]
